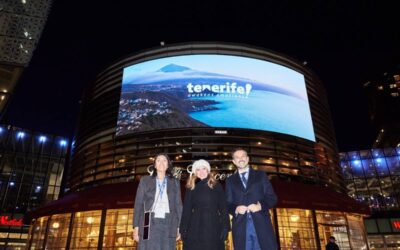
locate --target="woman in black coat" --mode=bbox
[179,159,230,250]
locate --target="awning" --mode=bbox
[25,178,369,223]
[271,180,370,215]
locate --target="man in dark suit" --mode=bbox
[226,148,277,250]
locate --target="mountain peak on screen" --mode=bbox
[158,64,191,73]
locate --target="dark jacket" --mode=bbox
[133,176,182,239]
[326,242,340,250]
[180,179,230,250]
[226,167,278,250]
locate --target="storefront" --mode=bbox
[25,179,369,250]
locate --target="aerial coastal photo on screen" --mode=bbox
[117,54,315,141]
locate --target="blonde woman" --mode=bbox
[179,159,230,250]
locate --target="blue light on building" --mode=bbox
[340,147,400,211]
[17,131,25,139]
[60,139,67,147]
[39,136,46,143]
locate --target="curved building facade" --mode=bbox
[26,43,369,250]
[70,42,341,192]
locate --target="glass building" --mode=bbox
[26,43,369,249]
[0,125,68,249]
[341,146,400,249]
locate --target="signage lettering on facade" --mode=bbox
[0,216,23,227]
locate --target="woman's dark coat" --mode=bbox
[180,179,230,250]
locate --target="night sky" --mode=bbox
[2,1,400,151]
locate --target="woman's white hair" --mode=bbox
[192,159,211,174]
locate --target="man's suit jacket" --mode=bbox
[133,175,182,239]
[226,167,277,250]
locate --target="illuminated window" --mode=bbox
[389,84,397,89]
[377,85,384,90]
[103,209,135,248]
[390,92,399,97]
[29,216,49,249]
[70,211,102,249]
[368,235,387,249]
[316,211,350,250]
[384,235,400,249]
[347,214,368,249]
[8,233,21,239]
[45,213,72,249]
[277,208,317,249]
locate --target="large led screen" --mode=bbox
[117,54,315,141]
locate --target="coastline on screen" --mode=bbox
[117,54,315,141]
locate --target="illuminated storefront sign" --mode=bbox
[393,220,400,230]
[0,215,23,227]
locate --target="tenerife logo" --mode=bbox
[187,82,253,98]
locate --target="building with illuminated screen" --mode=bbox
[25,43,370,249]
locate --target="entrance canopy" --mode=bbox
[25,178,369,222]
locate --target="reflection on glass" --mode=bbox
[277,208,317,249]
[46,213,71,249]
[341,147,400,211]
[347,214,368,250]
[316,211,350,250]
[103,209,135,248]
[29,216,49,250]
[70,210,102,249]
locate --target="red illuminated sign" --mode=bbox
[393,221,400,230]
[0,216,23,227]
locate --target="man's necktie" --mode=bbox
[241,172,247,188]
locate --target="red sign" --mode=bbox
[0,216,23,227]
[393,221,400,230]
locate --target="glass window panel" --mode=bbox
[48,173,57,185]
[341,161,353,180]
[364,219,378,233]
[384,234,400,249]
[316,211,350,250]
[374,157,390,176]
[8,233,21,239]
[45,213,71,250]
[361,159,376,177]
[103,209,135,248]
[348,151,360,160]
[359,150,371,158]
[277,208,317,250]
[384,148,397,157]
[346,214,368,250]
[387,156,400,175]
[367,235,385,250]
[372,149,384,158]
[377,218,392,233]
[353,178,368,196]
[350,160,364,177]
[70,210,102,249]
[29,216,49,250]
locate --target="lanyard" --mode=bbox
[157,178,167,199]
